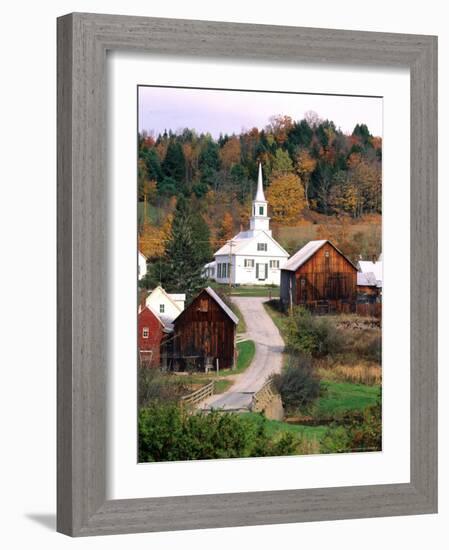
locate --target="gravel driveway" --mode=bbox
[201,296,284,411]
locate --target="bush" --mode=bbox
[320,400,382,453]
[138,367,189,407]
[271,355,320,411]
[138,404,299,462]
[285,307,343,358]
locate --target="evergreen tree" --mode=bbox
[156,196,205,300]
[162,140,186,184]
[190,210,212,265]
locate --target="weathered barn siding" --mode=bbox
[138,306,165,368]
[281,241,357,313]
[173,289,236,370]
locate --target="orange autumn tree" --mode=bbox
[295,149,317,208]
[266,173,306,225]
[215,211,234,248]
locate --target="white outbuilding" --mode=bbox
[145,285,186,325]
[138,250,148,281]
[210,163,289,286]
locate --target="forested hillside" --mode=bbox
[138,113,382,278]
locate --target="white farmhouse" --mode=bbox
[145,285,186,325]
[138,250,148,281]
[210,164,289,286]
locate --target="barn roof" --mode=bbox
[204,287,239,325]
[282,239,358,272]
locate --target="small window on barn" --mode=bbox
[300,278,306,287]
[159,304,165,313]
[324,250,330,258]
[142,327,149,338]
[199,298,209,312]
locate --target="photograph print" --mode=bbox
[137,85,382,462]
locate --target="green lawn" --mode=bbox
[313,381,380,418]
[217,340,256,377]
[263,299,288,337]
[210,282,279,298]
[213,379,233,394]
[231,301,247,333]
[242,413,329,441]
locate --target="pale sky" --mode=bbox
[138,86,382,139]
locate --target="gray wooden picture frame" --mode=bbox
[57,12,438,537]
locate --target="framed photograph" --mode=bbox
[57,13,437,536]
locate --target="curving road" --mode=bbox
[201,296,284,411]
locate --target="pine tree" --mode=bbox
[157,196,205,300]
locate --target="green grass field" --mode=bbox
[313,381,380,418]
[242,413,329,441]
[210,282,279,298]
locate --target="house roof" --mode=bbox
[214,230,289,257]
[357,271,378,287]
[168,293,186,302]
[358,260,383,284]
[282,239,358,272]
[138,304,166,328]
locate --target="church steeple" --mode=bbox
[255,162,266,201]
[249,163,271,236]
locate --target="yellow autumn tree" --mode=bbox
[266,173,306,225]
[139,215,173,259]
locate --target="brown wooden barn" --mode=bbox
[280,240,358,313]
[172,287,238,371]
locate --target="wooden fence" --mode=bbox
[252,380,276,412]
[356,302,382,318]
[180,381,215,407]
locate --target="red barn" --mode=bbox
[138,305,166,368]
[280,240,358,314]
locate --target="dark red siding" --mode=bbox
[138,306,164,367]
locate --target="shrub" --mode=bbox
[320,400,382,453]
[271,355,320,411]
[138,404,300,462]
[285,307,343,358]
[138,367,189,407]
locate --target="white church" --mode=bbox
[204,163,289,286]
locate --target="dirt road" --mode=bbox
[201,296,284,411]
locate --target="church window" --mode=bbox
[259,206,264,215]
[257,243,267,252]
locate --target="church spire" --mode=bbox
[254,162,266,202]
[249,162,271,236]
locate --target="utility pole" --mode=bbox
[228,239,233,291]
